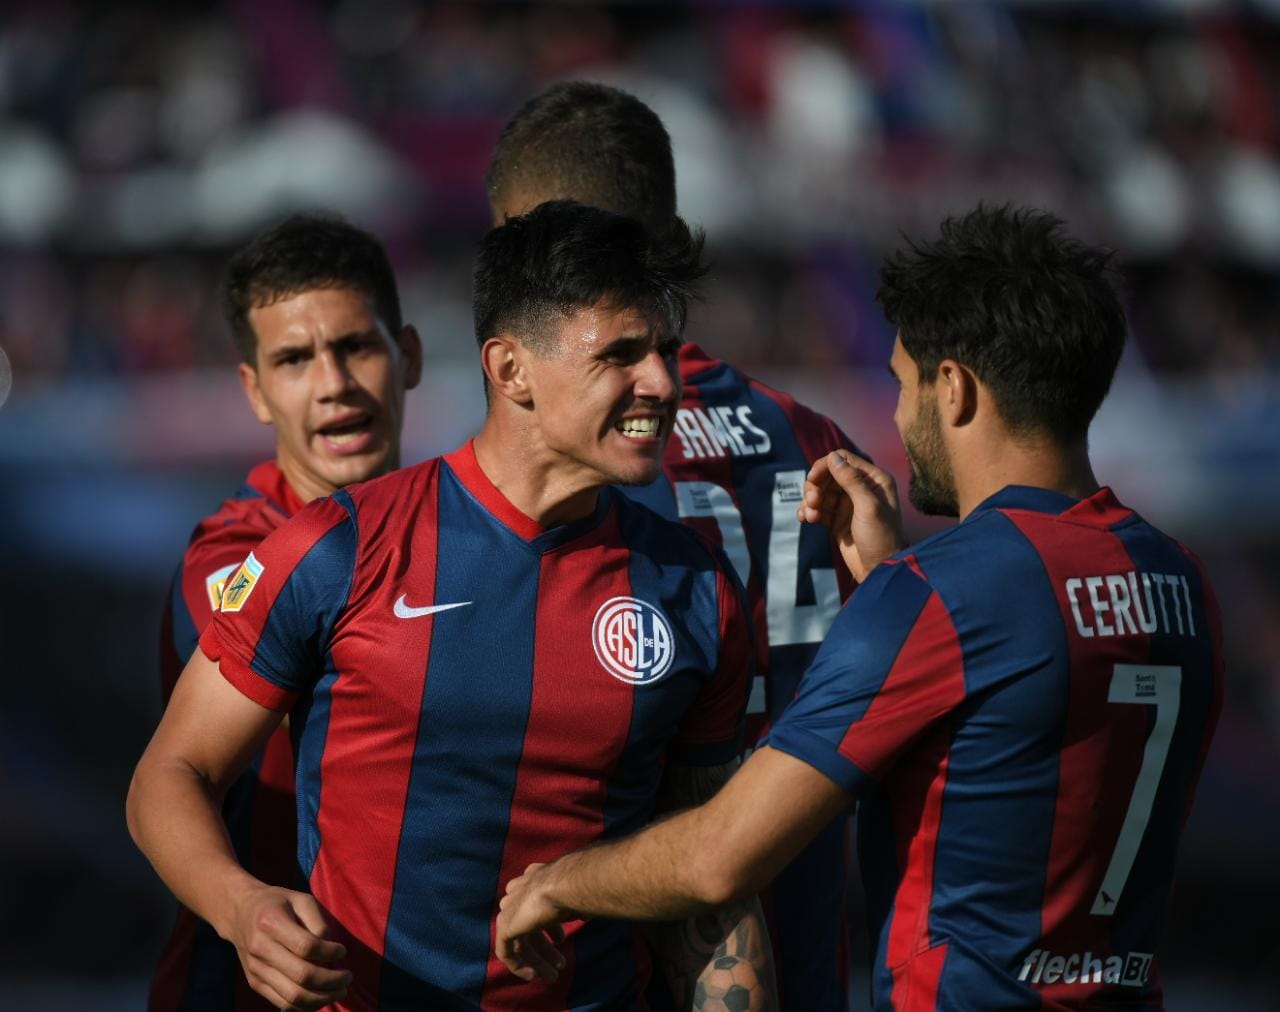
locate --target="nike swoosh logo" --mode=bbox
[393,595,472,619]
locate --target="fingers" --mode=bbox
[246,956,348,1011]
[235,889,351,1011]
[509,932,567,983]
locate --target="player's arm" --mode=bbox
[650,760,777,1012]
[496,747,849,986]
[127,653,350,1010]
[799,449,907,582]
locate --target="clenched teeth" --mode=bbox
[615,417,660,437]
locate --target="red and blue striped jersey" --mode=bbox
[153,460,302,1012]
[624,343,861,1012]
[768,486,1224,1011]
[200,441,752,1011]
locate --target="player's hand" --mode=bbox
[496,863,570,983]
[798,450,907,582]
[228,886,351,1010]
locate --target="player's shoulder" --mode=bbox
[880,507,1051,601]
[612,491,726,574]
[181,481,287,574]
[334,458,441,522]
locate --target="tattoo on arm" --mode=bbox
[654,761,778,1011]
[659,900,776,1011]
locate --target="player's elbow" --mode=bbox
[685,838,760,909]
[124,761,150,850]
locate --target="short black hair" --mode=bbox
[486,81,676,234]
[221,213,403,365]
[878,204,1127,442]
[474,200,705,361]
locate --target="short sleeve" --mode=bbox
[767,558,967,796]
[161,531,259,698]
[669,559,754,766]
[200,495,358,712]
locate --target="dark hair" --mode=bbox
[221,213,403,365]
[474,200,705,360]
[878,204,1127,442]
[486,81,676,235]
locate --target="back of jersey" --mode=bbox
[868,485,1226,1009]
[998,490,1223,1007]
[623,342,861,1012]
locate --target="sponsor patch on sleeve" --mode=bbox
[204,563,240,611]
[220,553,264,613]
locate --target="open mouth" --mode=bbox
[614,416,662,440]
[317,414,375,452]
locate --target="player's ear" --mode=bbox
[396,324,423,391]
[481,334,533,407]
[936,358,977,428]
[238,361,274,425]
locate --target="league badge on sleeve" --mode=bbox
[220,553,264,613]
[204,563,240,611]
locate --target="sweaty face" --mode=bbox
[891,336,959,518]
[520,301,681,488]
[239,286,421,502]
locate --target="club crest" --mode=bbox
[592,596,675,686]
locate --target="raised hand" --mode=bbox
[798,450,907,582]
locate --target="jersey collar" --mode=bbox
[442,440,614,548]
[968,485,1131,527]
[245,460,307,517]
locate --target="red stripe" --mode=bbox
[673,563,753,751]
[306,465,442,1010]
[1004,510,1152,993]
[480,509,638,1009]
[836,593,964,780]
[891,940,949,1012]
[445,440,544,541]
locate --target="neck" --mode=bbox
[954,432,1098,520]
[275,455,336,505]
[472,416,602,529]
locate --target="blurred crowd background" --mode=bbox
[1,1,1277,1008]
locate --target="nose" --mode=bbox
[316,349,357,400]
[634,348,679,404]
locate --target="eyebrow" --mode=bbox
[887,362,899,381]
[267,329,379,363]
[597,333,654,356]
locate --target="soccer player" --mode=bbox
[496,205,1225,1011]
[486,81,885,1011]
[150,214,423,1011]
[128,200,770,1011]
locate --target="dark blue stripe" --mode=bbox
[293,665,336,884]
[1108,519,1218,1002]
[767,560,931,794]
[378,466,538,1008]
[918,513,1067,1009]
[249,494,357,696]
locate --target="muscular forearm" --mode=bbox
[540,804,748,922]
[126,756,263,939]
